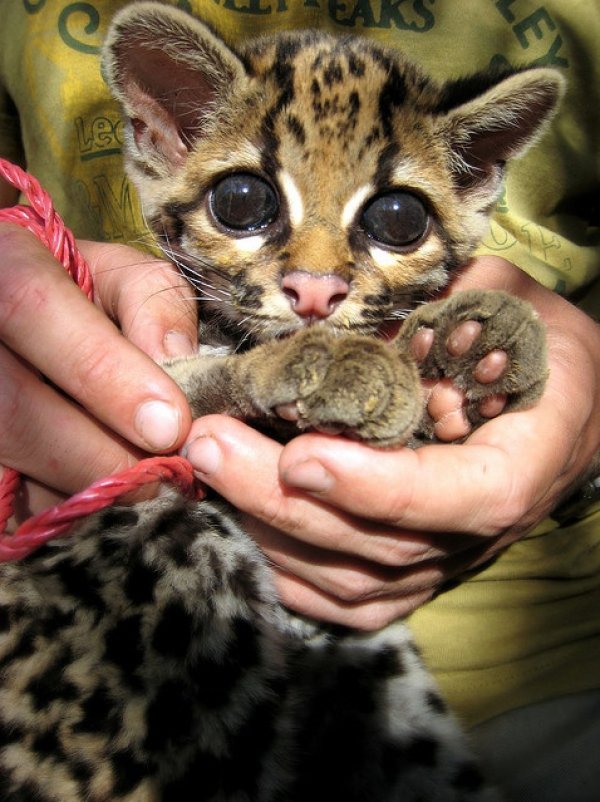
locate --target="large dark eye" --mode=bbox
[210,173,278,232]
[360,191,428,248]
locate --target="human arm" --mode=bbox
[183,257,600,630]
[0,223,197,524]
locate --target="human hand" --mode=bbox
[0,223,197,524]
[183,257,600,629]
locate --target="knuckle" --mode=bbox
[330,570,383,604]
[254,489,292,532]
[67,340,122,404]
[479,493,529,535]
[0,264,47,335]
[0,394,24,468]
[357,606,399,631]
[354,590,435,631]
[0,352,40,469]
[374,537,437,568]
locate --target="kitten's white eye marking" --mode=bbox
[369,246,400,269]
[279,171,304,227]
[234,235,265,254]
[341,184,373,230]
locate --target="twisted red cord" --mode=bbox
[0,158,199,559]
[0,158,93,299]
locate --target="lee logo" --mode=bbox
[75,115,124,161]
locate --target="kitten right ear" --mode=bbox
[102,2,247,177]
[437,67,564,196]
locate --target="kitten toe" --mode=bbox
[298,337,424,446]
[399,289,548,427]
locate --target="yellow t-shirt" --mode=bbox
[1,0,599,726]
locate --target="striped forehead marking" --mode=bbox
[278,170,304,228]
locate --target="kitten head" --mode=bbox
[102,2,564,341]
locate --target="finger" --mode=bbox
[273,571,435,630]
[0,225,191,452]
[243,515,446,601]
[425,377,506,438]
[6,475,67,531]
[183,416,476,566]
[241,516,443,629]
[279,395,572,536]
[0,343,142,496]
[77,240,198,361]
[273,530,499,630]
[479,393,507,418]
[424,379,470,441]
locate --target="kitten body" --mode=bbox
[0,4,563,800]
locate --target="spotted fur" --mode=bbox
[1,494,501,801]
[0,3,564,800]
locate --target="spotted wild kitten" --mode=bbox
[0,3,563,800]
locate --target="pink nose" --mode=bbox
[281,271,349,319]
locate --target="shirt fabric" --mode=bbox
[1,0,599,727]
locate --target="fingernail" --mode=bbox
[283,458,333,493]
[183,435,221,477]
[163,330,195,358]
[135,400,181,451]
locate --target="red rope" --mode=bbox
[0,159,93,300]
[0,158,199,559]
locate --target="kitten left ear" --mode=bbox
[102,2,247,176]
[438,67,565,193]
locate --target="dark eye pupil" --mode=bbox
[211,173,278,232]
[360,191,428,247]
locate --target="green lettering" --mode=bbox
[92,175,137,240]
[379,0,407,29]
[520,222,561,261]
[220,0,286,13]
[350,0,379,27]
[222,0,266,13]
[514,7,555,49]
[327,0,347,24]
[91,118,114,148]
[23,0,47,12]
[532,33,568,68]
[495,0,519,24]
[495,185,509,214]
[411,0,435,32]
[329,0,378,28]
[489,53,511,71]
[329,0,434,31]
[74,117,94,155]
[58,3,101,55]
[75,116,124,159]
[481,219,517,252]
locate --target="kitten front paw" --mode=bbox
[250,330,423,447]
[399,290,547,428]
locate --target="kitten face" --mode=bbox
[158,36,457,340]
[103,4,563,342]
